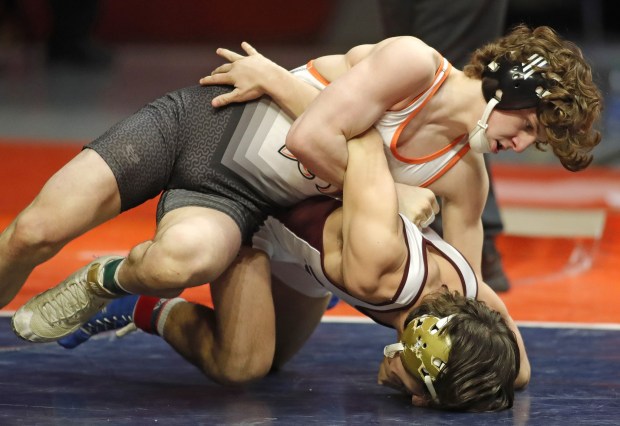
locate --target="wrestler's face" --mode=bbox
[485,108,544,154]
[377,354,429,406]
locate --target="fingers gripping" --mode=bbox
[198,44,244,85]
[420,192,440,228]
[199,41,266,107]
[214,88,242,106]
[211,63,233,76]
[420,211,436,229]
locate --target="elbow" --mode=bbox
[515,362,531,389]
[286,119,310,158]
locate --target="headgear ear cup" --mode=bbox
[383,314,455,402]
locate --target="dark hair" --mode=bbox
[463,24,602,172]
[406,291,519,411]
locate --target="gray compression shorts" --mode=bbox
[85,85,273,241]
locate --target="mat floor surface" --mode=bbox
[1,319,619,426]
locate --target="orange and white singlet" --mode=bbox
[291,57,471,188]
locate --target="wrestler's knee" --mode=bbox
[205,350,274,386]
[131,226,240,291]
[6,207,68,256]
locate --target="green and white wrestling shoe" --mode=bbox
[12,255,123,343]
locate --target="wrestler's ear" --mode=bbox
[411,392,431,407]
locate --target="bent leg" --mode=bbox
[271,269,330,369]
[117,205,243,298]
[0,148,120,307]
[162,247,276,385]
[12,195,246,341]
[161,249,329,384]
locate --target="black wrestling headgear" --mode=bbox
[468,53,551,153]
[481,53,550,110]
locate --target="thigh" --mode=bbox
[86,93,180,213]
[25,148,120,240]
[209,247,277,363]
[271,265,330,369]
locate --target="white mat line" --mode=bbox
[321,316,620,330]
[500,206,606,238]
[3,311,620,331]
[516,320,620,330]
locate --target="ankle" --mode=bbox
[133,296,185,337]
[101,258,131,296]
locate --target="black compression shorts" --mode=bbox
[85,85,273,241]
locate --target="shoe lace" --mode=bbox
[83,313,133,335]
[39,281,97,325]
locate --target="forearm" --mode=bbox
[510,316,531,389]
[446,224,483,275]
[515,338,531,389]
[286,116,348,187]
[255,62,349,185]
[341,130,402,289]
[441,201,484,275]
[261,66,322,119]
[478,283,531,390]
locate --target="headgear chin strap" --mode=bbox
[468,97,499,154]
[469,53,551,154]
[383,314,455,402]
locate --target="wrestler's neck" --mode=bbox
[427,71,486,135]
[393,72,487,156]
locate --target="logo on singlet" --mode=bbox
[278,145,335,194]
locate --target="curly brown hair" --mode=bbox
[463,24,602,171]
[406,291,519,412]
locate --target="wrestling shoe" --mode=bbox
[12,256,122,343]
[58,295,139,349]
[327,294,340,310]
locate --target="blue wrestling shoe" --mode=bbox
[327,295,340,310]
[58,295,139,349]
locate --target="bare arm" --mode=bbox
[340,128,408,297]
[286,37,439,186]
[476,282,531,389]
[431,153,488,275]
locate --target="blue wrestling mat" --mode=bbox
[1,317,619,425]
